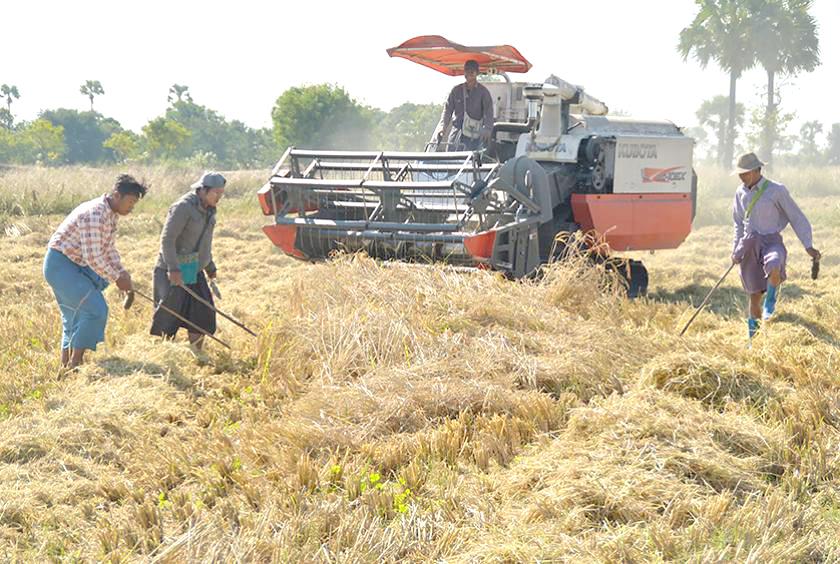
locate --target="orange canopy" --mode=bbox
[386,35,532,76]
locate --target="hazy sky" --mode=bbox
[4,0,839,143]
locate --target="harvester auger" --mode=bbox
[258,36,697,296]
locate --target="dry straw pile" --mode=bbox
[0,165,838,561]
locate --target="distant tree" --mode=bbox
[0,108,13,130]
[40,109,122,164]
[80,80,105,112]
[751,0,820,164]
[18,119,66,164]
[0,126,15,162]
[271,84,375,150]
[373,102,442,150]
[745,101,794,163]
[696,95,745,167]
[826,123,840,166]
[797,120,823,165]
[684,126,710,161]
[137,90,278,167]
[250,127,281,167]
[168,84,192,104]
[103,130,142,162]
[164,99,224,161]
[218,120,278,168]
[1,84,20,115]
[142,117,190,159]
[679,0,755,168]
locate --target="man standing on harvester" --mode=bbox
[436,59,494,151]
[730,152,821,339]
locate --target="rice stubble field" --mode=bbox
[0,165,839,561]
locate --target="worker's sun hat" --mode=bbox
[191,171,227,189]
[731,152,765,175]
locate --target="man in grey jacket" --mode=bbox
[150,171,225,348]
[435,59,494,151]
[730,152,820,339]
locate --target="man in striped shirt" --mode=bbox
[43,174,147,369]
[730,152,820,339]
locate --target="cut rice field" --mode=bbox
[0,165,838,561]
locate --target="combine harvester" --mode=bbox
[258,36,696,296]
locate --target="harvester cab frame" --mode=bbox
[258,35,697,296]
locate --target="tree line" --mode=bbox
[2,0,834,170]
[679,0,823,167]
[0,82,441,169]
[691,94,840,166]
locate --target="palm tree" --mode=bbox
[1,84,20,114]
[80,80,105,112]
[679,0,755,169]
[750,0,819,164]
[168,84,192,104]
[697,95,745,167]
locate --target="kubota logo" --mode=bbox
[642,166,687,183]
[619,143,658,159]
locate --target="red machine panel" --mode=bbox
[571,193,692,251]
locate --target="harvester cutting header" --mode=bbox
[258,36,696,295]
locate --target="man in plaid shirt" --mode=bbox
[43,174,148,369]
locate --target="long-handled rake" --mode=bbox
[125,289,232,349]
[679,262,735,337]
[178,284,258,337]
